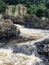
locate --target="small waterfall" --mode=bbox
[0,24,49,65]
[0,49,45,65]
[0,38,47,65]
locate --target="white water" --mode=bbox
[0,24,49,65]
[15,24,49,38]
[0,49,45,65]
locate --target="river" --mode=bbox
[0,24,49,65]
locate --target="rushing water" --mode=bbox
[0,48,45,65]
[0,24,49,65]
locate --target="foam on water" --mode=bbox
[0,24,48,65]
[0,49,45,65]
[14,24,49,39]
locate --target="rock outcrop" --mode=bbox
[35,38,49,65]
[3,14,49,29]
[24,14,49,28]
[0,19,20,39]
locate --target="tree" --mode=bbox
[27,4,37,14]
[46,2,49,9]
[4,0,26,5]
[4,0,18,5]
[36,9,44,17]
[46,9,49,18]
[36,3,47,17]
[0,0,7,13]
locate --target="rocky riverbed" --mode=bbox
[0,24,49,65]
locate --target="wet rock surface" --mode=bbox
[13,44,37,55]
[35,38,49,65]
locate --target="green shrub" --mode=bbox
[24,14,30,18]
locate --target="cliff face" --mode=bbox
[6,4,27,16]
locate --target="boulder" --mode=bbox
[35,38,49,64]
[35,38,49,55]
[0,19,20,39]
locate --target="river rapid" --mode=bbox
[0,24,49,65]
